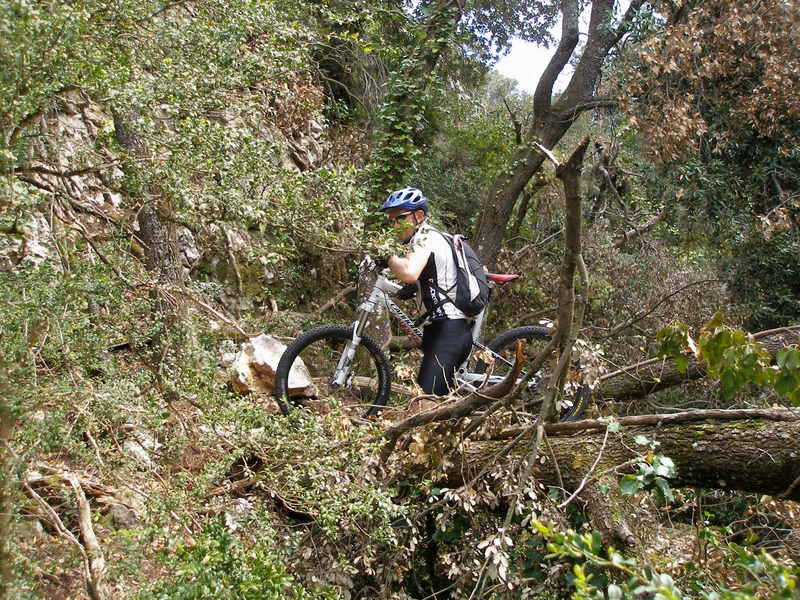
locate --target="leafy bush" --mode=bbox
[725,230,800,331]
[139,518,333,600]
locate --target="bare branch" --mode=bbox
[503,98,522,145]
[222,226,244,296]
[558,98,618,121]
[7,86,81,146]
[533,141,560,167]
[533,0,579,116]
[64,473,107,600]
[611,208,669,249]
[51,199,137,289]
[381,340,526,461]
[316,285,357,315]
[597,279,726,339]
[1,162,118,177]
[609,0,648,50]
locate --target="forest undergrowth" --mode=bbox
[3,226,799,599]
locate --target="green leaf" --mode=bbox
[654,455,676,478]
[620,475,642,496]
[703,311,726,330]
[654,477,675,503]
[675,355,689,374]
[608,584,624,599]
[777,348,800,371]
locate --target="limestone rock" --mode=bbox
[229,333,314,396]
[121,428,161,467]
[109,503,141,529]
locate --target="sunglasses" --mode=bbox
[388,211,415,225]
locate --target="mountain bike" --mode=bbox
[273,256,590,421]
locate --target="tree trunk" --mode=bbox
[473,0,646,268]
[444,409,800,500]
[594,327,800,402]
[113,111,185,303]
[113,111,187,394]
[507,176,546,247]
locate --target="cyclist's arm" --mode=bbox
[388,248,429,284]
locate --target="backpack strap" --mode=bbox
[419,228,466,319]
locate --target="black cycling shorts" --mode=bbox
[418,318,473,396]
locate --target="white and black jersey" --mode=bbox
[408,224,466,321]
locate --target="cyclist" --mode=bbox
[380,187,472,396]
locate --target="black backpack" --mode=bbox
[435,231,490,317]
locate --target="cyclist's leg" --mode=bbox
[418,319,472,395]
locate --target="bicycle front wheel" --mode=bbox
[274,325,392,418]
[481,326,591,422]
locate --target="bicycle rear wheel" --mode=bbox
[479,326,591,422]
[274,325,392,418]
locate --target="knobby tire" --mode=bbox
[274,325,392,418]
[484,326,591,422]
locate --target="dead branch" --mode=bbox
[51,198,136,289]
[222,226,244,296]
[511,307,556,328]
[597,279,726,339]
[64,473,107,600]
[23,472,108,600]
[611,207,669,249]
[380,340,526,461]
[316,285,356,315]
[460,334,559,440]
[2,162,119,178]
[503,98,523,145]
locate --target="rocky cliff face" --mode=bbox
[2,87,330,289]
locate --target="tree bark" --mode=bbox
[507,176,545,247]
[473,0,646,268]
[442,409,800,500]
[113,111,184,309]
[611,208,669,249]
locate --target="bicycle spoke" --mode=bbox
[275,325,391,418]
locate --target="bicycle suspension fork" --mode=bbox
[331,279,388,387]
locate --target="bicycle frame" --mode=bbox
[331,256,533,394]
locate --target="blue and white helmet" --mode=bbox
[380,187,429,214]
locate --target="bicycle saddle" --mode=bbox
[486,273,520,285]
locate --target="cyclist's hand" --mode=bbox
[396,283,417,300]
[374,256,390,270]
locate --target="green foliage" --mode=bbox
[618,435,677,503]
[140,518,332,599]
[411,73,524,231]
[657,314,800,404]
[726,229,800,332]
[1,0,374,306]
[698,314,774,398]
[535,520,800,599]
[242,409,405,541]
[657,322,693,374]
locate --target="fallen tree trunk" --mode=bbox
[443,408,800,500]
[595,327,800,401]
